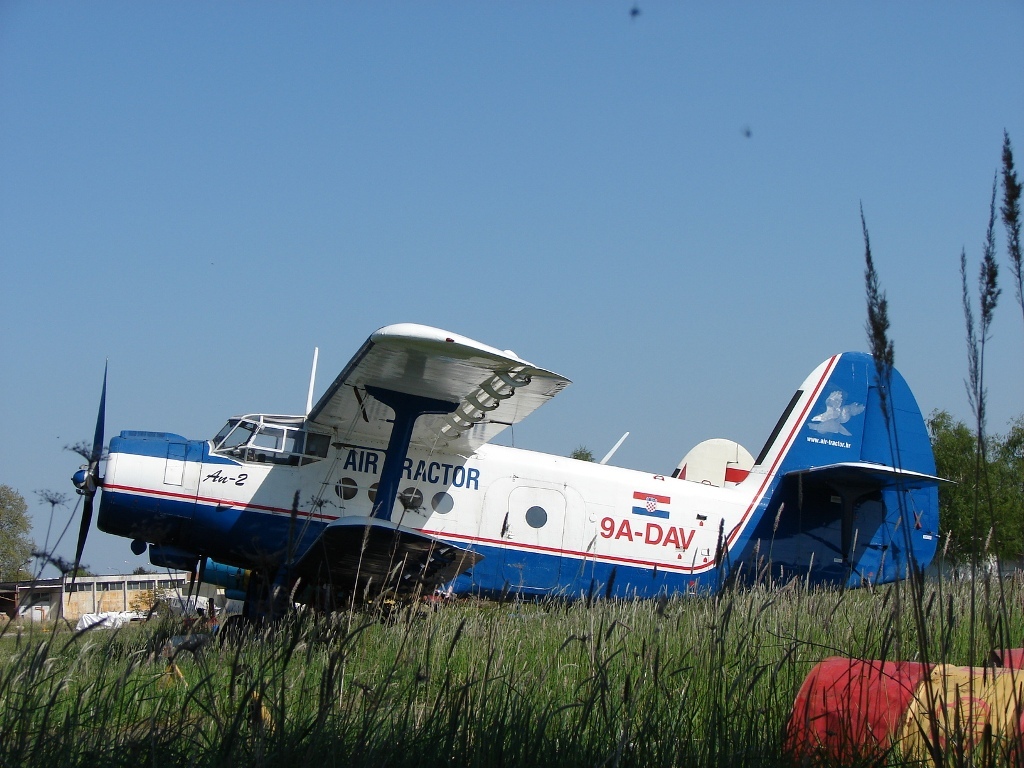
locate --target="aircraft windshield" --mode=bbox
[213,420,237,445]
[218,420,258,450]
[212,416,331,465]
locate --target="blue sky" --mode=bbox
[2,3,1022,575]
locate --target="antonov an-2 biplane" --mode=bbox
[72,324,941,617]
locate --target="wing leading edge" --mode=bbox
[307,323,571,454]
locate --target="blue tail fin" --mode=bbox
[738,352,940,587]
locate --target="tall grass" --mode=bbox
[2,577,1023,768]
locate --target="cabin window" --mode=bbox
[431,492,454,515]
[335,478,358,500]
[399,487,424,510]
[525,505,548,529]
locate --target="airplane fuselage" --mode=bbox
[100,434,757,597]
[87,328,940,604]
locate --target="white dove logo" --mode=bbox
[808,391,865,437]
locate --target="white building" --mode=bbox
[1,572,218,622]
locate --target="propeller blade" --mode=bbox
[90,362,107,469]
[71,495,93,587]
[71,363,107,588]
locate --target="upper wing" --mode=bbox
[307,324,570,454]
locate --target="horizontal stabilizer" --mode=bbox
[785,462,948,490]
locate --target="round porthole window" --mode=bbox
[399,487,424,510]
[335,477,358,500]
[367,482,378,503]
[525,505,547,528]
[431,492,454,514]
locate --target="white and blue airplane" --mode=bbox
[72,323,942,616]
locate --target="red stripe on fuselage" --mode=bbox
[422,528,710,574]
[103,483,340,522]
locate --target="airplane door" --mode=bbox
[160,441,200,521]
[501,486,565,590]
[164,443,187,485]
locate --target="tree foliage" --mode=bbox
[570,445,595,462]
[929,410,1024,561]
[0,484,34,581]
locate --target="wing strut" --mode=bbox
[365,386,457,522]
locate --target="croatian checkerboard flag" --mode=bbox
[632,491,670,519]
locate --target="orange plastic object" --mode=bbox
[787,657,1024,765]
[899,664,1024,763]
[785,657,930,765]
[991,647,1024,670]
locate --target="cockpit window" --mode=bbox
[305,432,330,458]
[212,416,331,465]
[283,431,304,455]
[252,427,284,451]
[219,420,258,450]
[213,420,238,446]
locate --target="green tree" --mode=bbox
[570,445,595,462]
[990,415,1024,555]
[929,410,1024,561]
[0,485,34,581]
[930,410,982,560]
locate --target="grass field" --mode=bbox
[2,573,1023,767]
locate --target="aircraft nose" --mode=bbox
[72,468,91,493]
